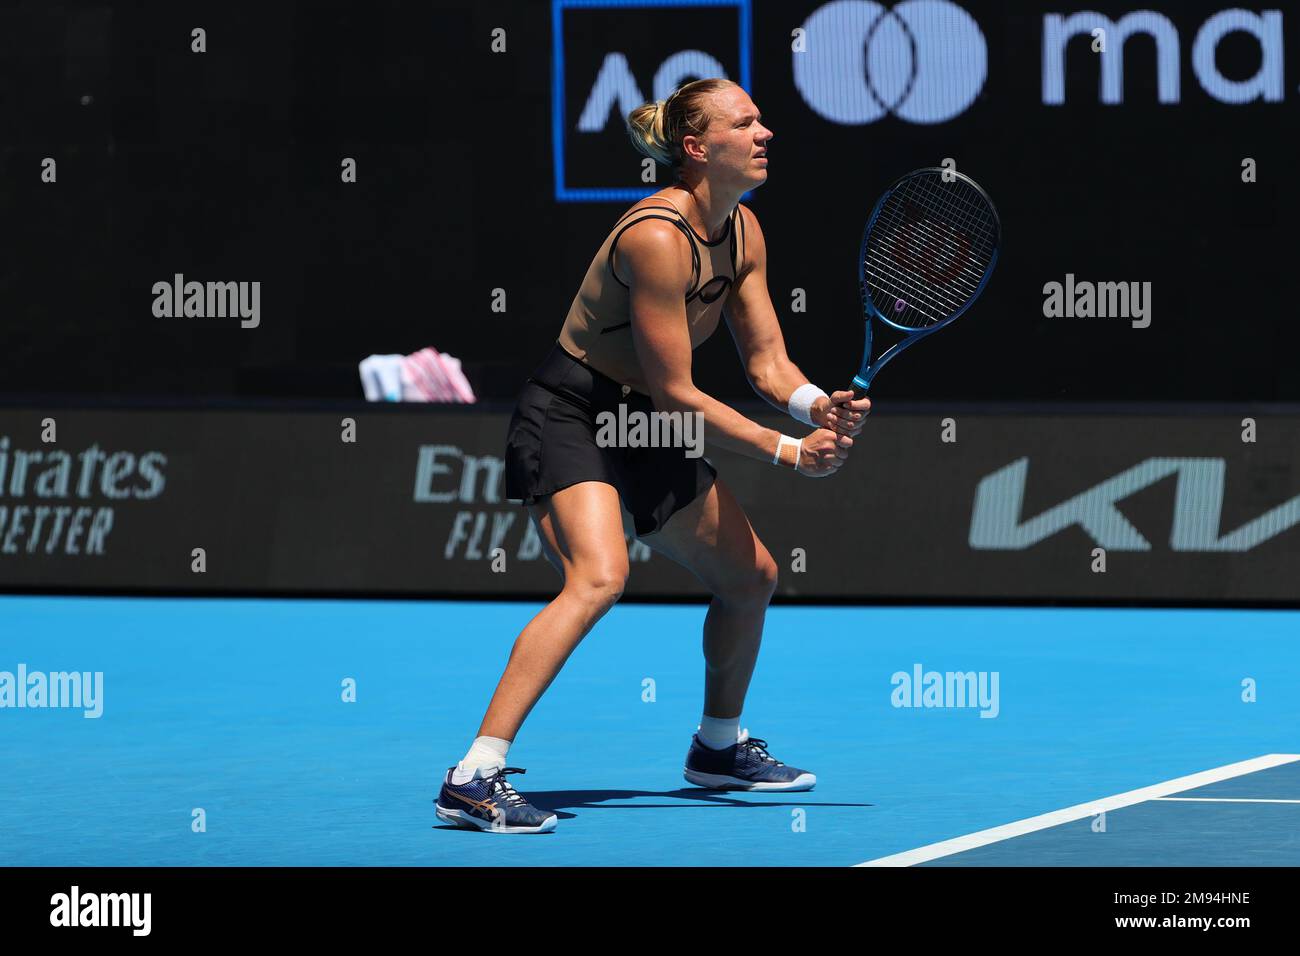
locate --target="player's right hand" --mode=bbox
[797,428,852,477]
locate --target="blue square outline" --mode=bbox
[552,0,753,203]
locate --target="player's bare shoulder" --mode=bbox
[611,196,693,291]
[735,201,767,279]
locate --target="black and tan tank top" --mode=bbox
[557,194,747,395]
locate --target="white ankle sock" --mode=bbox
[452,735,511,784]
[697,714,741,750]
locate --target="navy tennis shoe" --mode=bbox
[683,729,816,792]
[435,766,558,834]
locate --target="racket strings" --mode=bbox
[893,174,999,254]
[904,175,999,245]
[865,236,976,320]
[870,187,992,324]
[864,172,998,330]
[865,240,974,326]
[867,221,987,319]
[883,178,995,281]
[892,205,988,283]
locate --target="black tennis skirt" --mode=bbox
[504,342,717,537]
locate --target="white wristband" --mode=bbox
[774,434,801,470]
[788,383,829,426]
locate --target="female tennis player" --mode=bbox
[436,78,870,833]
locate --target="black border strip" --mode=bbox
[2,587,1298,611]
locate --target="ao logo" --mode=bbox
[576,49,733,133]
[793,0,987,125]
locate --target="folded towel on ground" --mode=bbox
[358,348,477,403]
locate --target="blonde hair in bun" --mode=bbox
[625,78,737,177]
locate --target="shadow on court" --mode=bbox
[526,788,873,817]
[433,788,873,831]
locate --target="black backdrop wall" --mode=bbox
[1,0,1294,404]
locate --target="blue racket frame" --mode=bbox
[851,168,1001,397]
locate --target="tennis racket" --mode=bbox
[852,167,1001,397]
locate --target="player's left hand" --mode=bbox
[812,391,870,438]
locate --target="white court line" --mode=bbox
[1156,797,1300,804]
[856,753,1300,867]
